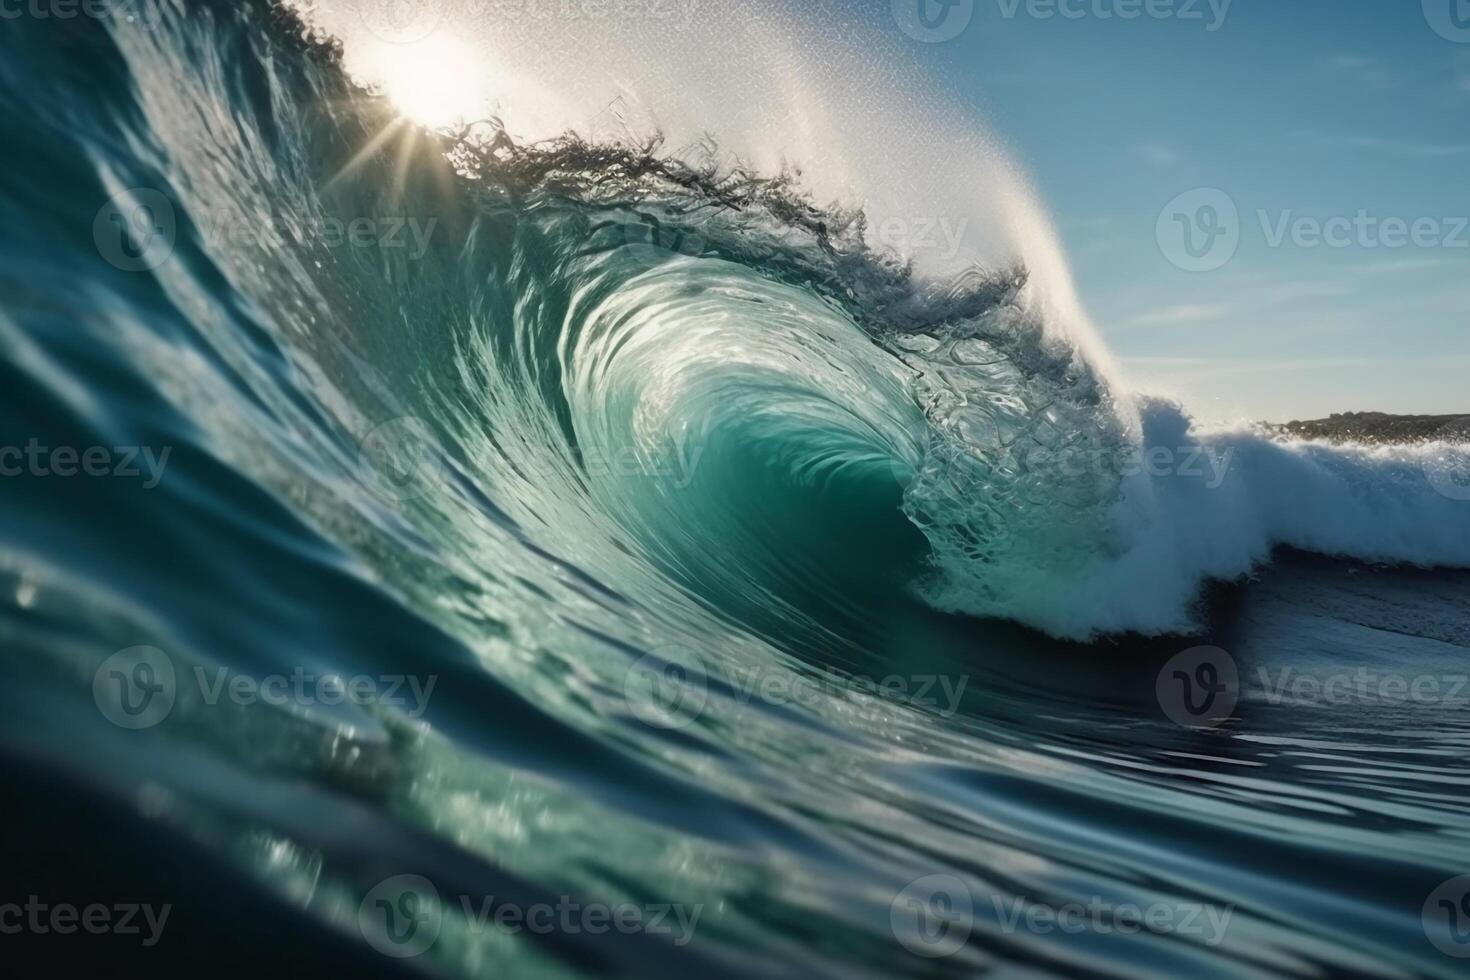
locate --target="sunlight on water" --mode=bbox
[370,35,490,128]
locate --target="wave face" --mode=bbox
[3,3,1470,978]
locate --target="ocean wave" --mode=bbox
[3,4,1470,976]
[13,0,1466,647]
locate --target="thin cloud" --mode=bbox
[1290,129,1470,158]
[1126,304,1231,327]
[1132,142,1181,167]
[1322,53,1399,90]
[1356,256,1462,276]
[1262,280,1353,305]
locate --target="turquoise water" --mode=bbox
[2,3,1470,977]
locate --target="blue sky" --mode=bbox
[323,0,1466,424]
[886,0,1470,422]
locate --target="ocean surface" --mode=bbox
[2,2,1470,977]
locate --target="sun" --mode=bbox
[371,35,490,129]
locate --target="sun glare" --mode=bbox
[372,36,490,129]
